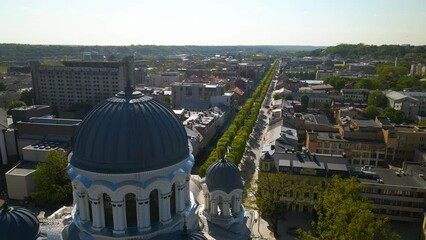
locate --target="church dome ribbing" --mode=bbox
[70,90,189,174]
[205,159,243,194]
[0,203,40,240]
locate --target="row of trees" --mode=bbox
[287,72,316,80]
[199,60,279,177]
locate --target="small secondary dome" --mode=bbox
[0,202,41,240]
[71,90,189,174]
[205,159,243,194]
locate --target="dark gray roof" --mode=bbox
[0,204,40,240]
[71,90,189,174]
[206,159,243,194]
[152,230,207,240]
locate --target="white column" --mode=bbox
[177,184,185,213]
[222,200,230,217]
[77,192,89,222]
[112,201,125,235]
[137,198,151,232]
[90,198,102,231]
[160,192,172,224]
[231,196,237,215]
[184,176,190,205]
[234,196,241,215]
[210,199,218,216]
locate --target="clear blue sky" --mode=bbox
[1,0,425,46]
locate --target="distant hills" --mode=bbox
[293,44,426,62]
[2,43,425,64]
[0,44,325,63]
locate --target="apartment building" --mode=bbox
[306,131,386,167]
[259,149,426,222]
[30,57,134,110]
[147,72,181,87]
[382,125,426,163]
[386,91,420,120]
[171,82,225,110]
[340,88,370,103]
[358,163,426,222]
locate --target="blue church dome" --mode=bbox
[205,159,243,194]
[70,90,189,174]
[0,203,40,240]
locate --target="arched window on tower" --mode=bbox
[170,184,176,217]
[125,193,137,228]
[88,196,93,222]
[218,195,224,216]
[103,193,113,229]
[150,190,159,224]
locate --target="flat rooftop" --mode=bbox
[358,167,426,188]
[6,161,37,176]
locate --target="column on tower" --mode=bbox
[137,198,151,232]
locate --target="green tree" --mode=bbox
[32,150,72,205]
[354,78,382,90]
[324,76,349,91]
[254,173,294,237]
[0,100,26,114]
[224,81,231,91]
[285,93,293,100]
[376,65,408,78]
[301,94,309,110]
[163,95,171,107]
[381,107,409,124]
[367,91,387,108]
[364,105,379,119]
[0,82,6,91]
[19,89,35,105]
[298,177,399,240]
[273,92,281,100]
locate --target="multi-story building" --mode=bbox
[306,131,386,166]
[359,163,426,222]
[146,72,181,87]
[382,125,426,163]
[260,149,426,222]
[171,82,225,110]
[403,91,426,117]
[307,118,388,166]
[260,150,347,211]
[30,57,134,110]
[410,63,426,77]
[386,91,419,120]
[340,88,370,103]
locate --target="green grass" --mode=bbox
[0,66,8,74]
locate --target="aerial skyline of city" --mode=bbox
[1,0,425,46]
